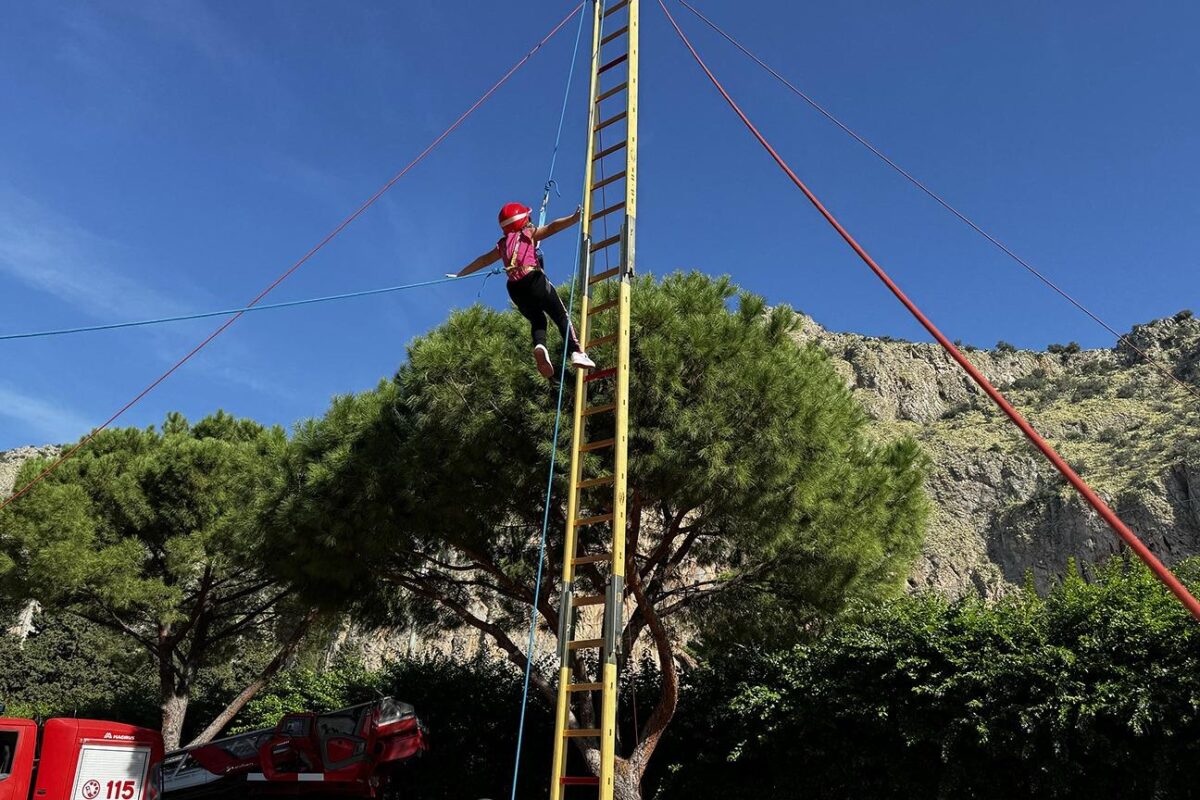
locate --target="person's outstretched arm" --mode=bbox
[453,247,501,278]
[534,207,582,241]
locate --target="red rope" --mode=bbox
[676,0,1200,406]
[658,0,1200,621]
[0,4,584,514]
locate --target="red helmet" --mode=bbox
[498,202,532,234]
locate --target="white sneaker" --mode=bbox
[533,344,554,379]
[570,351,596,370]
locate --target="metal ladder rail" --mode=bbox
[550,0,638,798]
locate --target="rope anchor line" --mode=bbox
[658,0,1200,622]
[0,3,586,515]
[675,0,1200,406]
[0,271,499,343]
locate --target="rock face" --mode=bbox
[0,445,60,500]
[796,310,1200,598]
[3,313,1197,605]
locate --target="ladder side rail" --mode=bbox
[551,2,608,797]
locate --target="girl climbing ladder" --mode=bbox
[453,202,595,379]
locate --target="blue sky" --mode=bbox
[1,1,1198,449]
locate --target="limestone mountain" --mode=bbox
[797,309,1200,598]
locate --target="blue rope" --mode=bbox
[510,6,588,800]
[0,271,499,343]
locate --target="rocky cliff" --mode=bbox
[4,314,1198,603]
[796,310,1200,598]
[0,446,60,499]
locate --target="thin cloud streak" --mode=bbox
[0,384,92,444]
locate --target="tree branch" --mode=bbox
[626,566,679,780]
[187,607,320,747]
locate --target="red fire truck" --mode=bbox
[0,713,164,800]
[159,698,426,798]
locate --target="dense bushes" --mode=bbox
[8,559,1200,799]
[655,559,1200,799]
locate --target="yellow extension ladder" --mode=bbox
[549,1,639,798]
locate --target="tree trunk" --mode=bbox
[186,608,319,747]
[613,758,642,800]
[160,691,189,752]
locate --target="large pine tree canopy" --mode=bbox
[267,271,928,644]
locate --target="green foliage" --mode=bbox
[1048,342,1083,355]
[0,412,293,744]
[231,654,383,733]
[1175,309,1194,322]
[655,558,1200,799]
[994,340,1018,353]
[267,272,928,647]
[0,610,156,725]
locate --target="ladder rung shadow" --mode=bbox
[584,367,618,383]
[568,639,604,651]
[586,333,616,349]
[590,197,625,217]
[567,682,604,692]
[592,170,626,191]
[581,404,615,418]
[594,111,627,133]
[587,299,619,316]
[601,26,629,47]
[571,554,610,566]
[572,594,606,607]
[578,475,615,489]
[590,234,621,253]
[595,83,629,106]
[563,728,603,738]
[604,0,630,19]
[575,513,614,527]
[598,54,628,75]
[589,267,620,285]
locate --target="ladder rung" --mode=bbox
[593,111,627,134]
[598,54,628,76]
[604,0,630,19]
[600,25,629,47]
[571,554,610,566]
[595,82,628,106]
[586,333,617,349]
[578,474,615,489]
[590,199,625,221]
[575,513,614,527]
[579,438,615,453]
[590,234,621,253]
[587,299,619,316]
[568,639,604,651]
[584,367,618,383]
[564,728,602,738]
[592,140,628,164]
[573,594,606,607]
[592,170,627,191]
[589,267,620,285]
[561,776,601,786]
[581,404,616,418]
[567,682,604,692]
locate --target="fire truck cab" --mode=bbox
[0,714,164,800]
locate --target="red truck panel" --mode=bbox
[0,719,38,800]
[33,719,164,800]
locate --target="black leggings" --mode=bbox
[507,271,580,354]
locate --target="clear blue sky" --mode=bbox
[2,1,1198,449]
